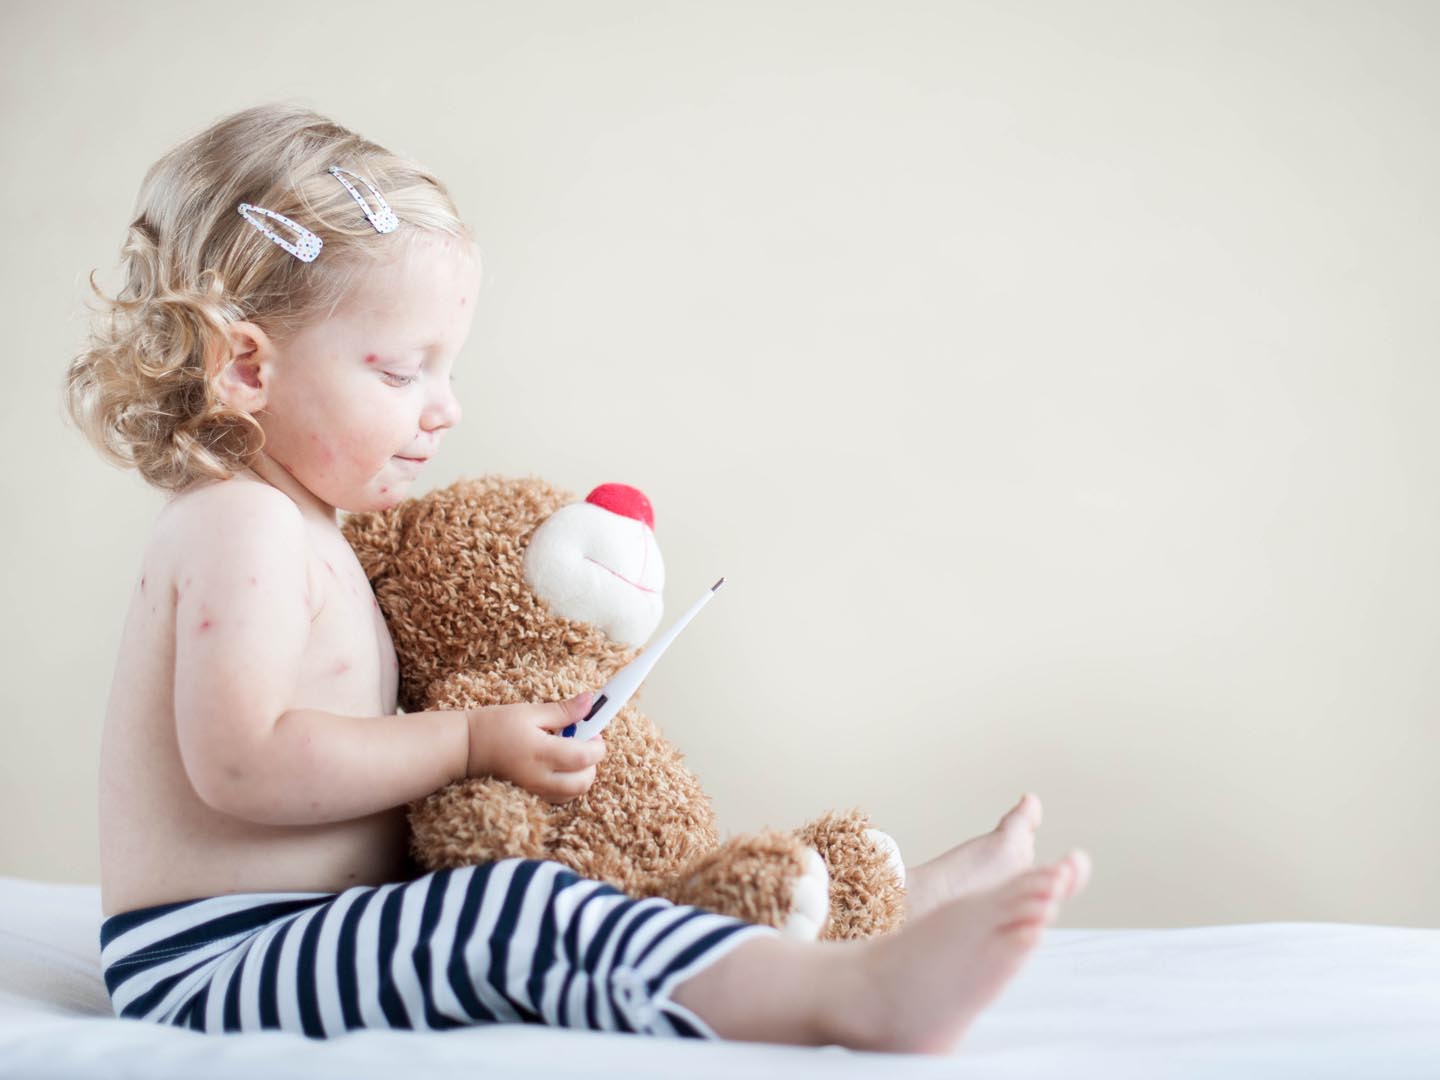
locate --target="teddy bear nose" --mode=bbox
[585,483,655,531]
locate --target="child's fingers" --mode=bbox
[535,692,597,731]
[543,763,597,804]
[548,733,604,772]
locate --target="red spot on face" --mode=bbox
[249,576,257,586]
[333,659,350,675]
[379,486,388,494]
[365,354,379,365]
[199,619,214,632]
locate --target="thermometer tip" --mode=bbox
[712,576,726,590]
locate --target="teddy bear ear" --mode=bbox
[340,501,413,585]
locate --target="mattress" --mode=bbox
[2,874,1436,1079]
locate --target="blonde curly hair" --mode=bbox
[64,102,477,494]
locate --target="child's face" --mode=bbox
[257,232,482,514]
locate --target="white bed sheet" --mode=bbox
[2,875,1436,1079]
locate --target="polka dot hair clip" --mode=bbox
[236,202,323,262]
[327,165,399,235]
[237,164,400,263]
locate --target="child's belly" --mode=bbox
[100,766,413,917]
[100,678,414,918]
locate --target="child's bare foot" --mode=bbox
[835,849,1091,1054]
[905,793,1043,922]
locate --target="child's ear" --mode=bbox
[341,500,411,586]
[211,321,274,414]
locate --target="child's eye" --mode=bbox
[381,372,418,387]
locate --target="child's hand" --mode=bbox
[465,693,606,804]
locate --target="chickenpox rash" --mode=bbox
[333,659,350,675]
[198,619,214,632]
[364,354,379,365]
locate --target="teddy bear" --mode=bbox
[341,474,909,941]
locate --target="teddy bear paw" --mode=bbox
[779,847,830,942]
[864,828,906,888]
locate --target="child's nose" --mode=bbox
[422,384,462,431]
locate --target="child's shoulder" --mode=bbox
[149,475,325,622]
[157,473,305,538]
[153,474,314,575]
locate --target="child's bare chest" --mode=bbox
[294,531,399,716]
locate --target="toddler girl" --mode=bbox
[65,102,1091,1055]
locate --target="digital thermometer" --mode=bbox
[560,577,726,741]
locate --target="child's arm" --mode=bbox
[171,484,601,826]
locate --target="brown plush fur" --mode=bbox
[342,475,906,940]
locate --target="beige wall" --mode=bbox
[3,0,1436,928]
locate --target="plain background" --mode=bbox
[2,0,1436,928]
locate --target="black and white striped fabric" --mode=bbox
[99,857,779,1040]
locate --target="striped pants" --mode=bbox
[99,857,781,1040]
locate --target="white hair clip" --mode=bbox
[237,164,399,263]
[327,165,399,234]
[236,202,323,262]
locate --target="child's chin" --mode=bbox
[351,482,410,512]
[375,486,407,505]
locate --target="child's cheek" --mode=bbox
[317,428,372,475]
[306,432,337,467]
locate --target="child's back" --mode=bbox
[98,472,408,917]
